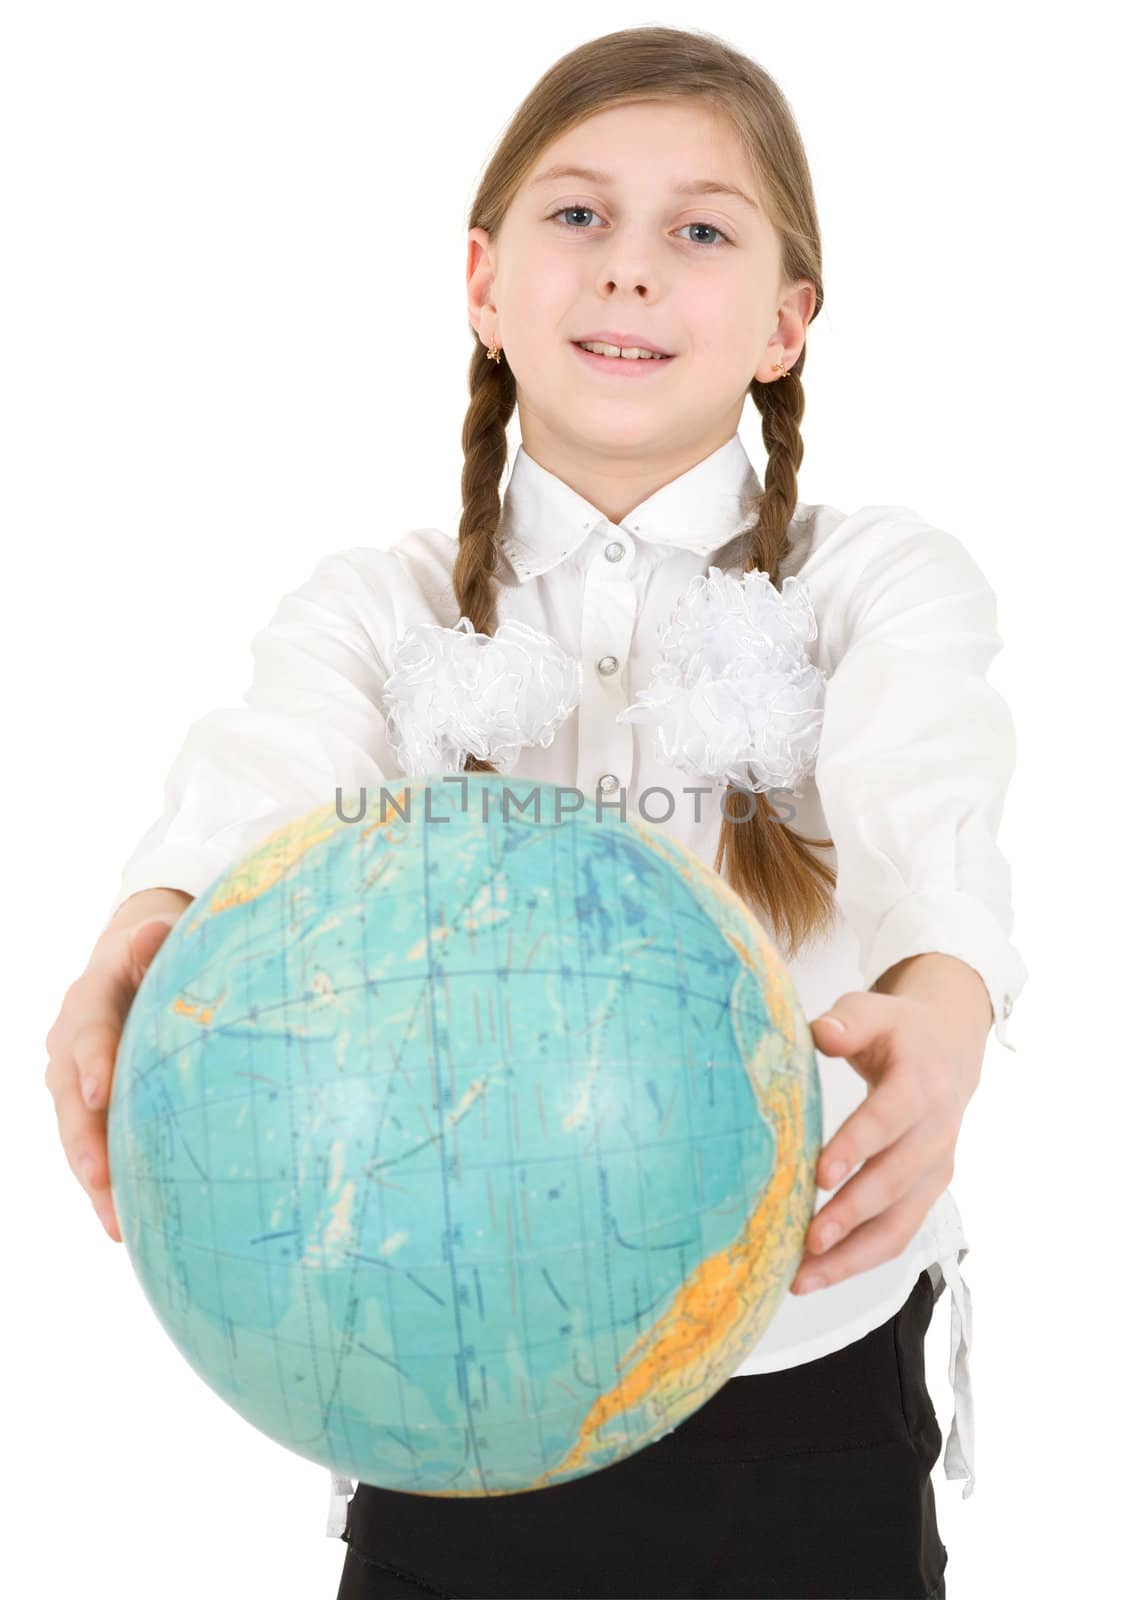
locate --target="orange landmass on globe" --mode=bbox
[171,786,416,1030]
[526,823,814,1488]
[191,786,412,921]
[199,802,340,916]
[535,1049,807,1486]
[171,997,216,1025]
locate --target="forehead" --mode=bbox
[525,101,761,207]
[527,161,760,213]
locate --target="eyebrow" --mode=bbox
[529,163,760,212]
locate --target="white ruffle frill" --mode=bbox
[616,565,826,794]
[382,615,583,777]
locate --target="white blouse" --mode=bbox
[111,431,1027,1531]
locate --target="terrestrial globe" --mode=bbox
[108,775,821,1495]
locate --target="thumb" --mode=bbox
[128,913,181,976]
[810,991,890,1055]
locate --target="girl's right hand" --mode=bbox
[44,912,184,1242]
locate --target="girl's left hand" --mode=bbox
[790,990,985,1295]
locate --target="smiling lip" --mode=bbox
[571,342,676,377]
[572,331,673,356]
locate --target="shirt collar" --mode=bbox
[497,433,764,583]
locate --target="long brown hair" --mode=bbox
[452,25,837,963]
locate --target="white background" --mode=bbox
[4,3,1116,1596]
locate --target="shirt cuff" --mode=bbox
[858,889,1028,1051]
[108,843,235,925]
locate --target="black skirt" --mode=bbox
[335,1268,947,1599]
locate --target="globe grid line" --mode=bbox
[118,964,743,1118]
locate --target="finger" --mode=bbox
[791,1162,950,1292]
[49,1062,122,1241]
[44,976,83,1057]
[805,1122,953,1257]
[72,1018,125,1110]
[94,1191,122,1244]
[44,967,132,1079]
[123,915,179,987]
[810,991,902,1061]
[814,1068,929,1190]
[84,914,176,991]
[54,935,166,1109]
[50,1059,106,1190]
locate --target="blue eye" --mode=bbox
[548,206,731,248]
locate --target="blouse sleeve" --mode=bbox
[812,510,1028,1048]
[109,549,399,921]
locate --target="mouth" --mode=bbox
[570,340,677,375]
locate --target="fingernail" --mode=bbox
[79,1154,96,1185]
[823,1158,847,1187]
[81,1075,98,1107]
[794,1274,826,1293]
[815,1015,846,1034]
[815,1221,842,1252]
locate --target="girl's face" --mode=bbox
[467,99,816,495]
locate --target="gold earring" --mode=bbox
[486,340,503,363]
[772,358,790,377]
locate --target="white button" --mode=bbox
[604,541,625,562]
[597,773,620,793]
[1001,994,1013,1018]
[597,655,620,675]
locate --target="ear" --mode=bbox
[467,227,498,346]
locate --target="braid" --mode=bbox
[453,342,516,775]
[751,363,805,580]
[712,358,838,962]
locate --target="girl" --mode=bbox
[47,24,1025,1600]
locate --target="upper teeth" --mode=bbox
[577,341,668,360]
